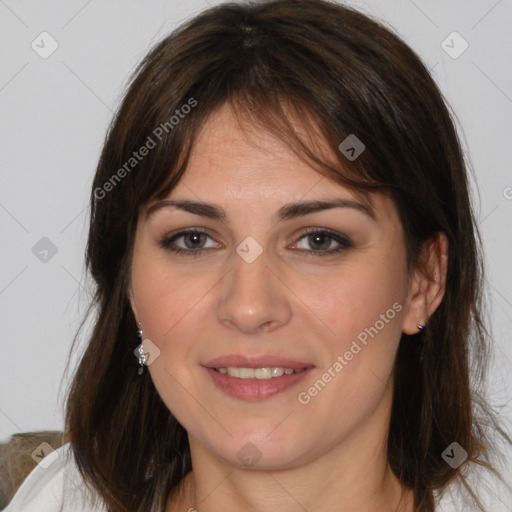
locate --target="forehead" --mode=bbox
[183,103,335,190]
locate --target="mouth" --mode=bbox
[202,355,315,400]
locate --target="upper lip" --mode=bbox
[202,354,314,370]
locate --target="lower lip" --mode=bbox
[203,367,314,400]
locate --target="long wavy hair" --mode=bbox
[64,0,511,510]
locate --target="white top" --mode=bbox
[5,441,505,511]
[4,442,105,512]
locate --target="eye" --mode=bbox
[292,228,352,256]
[158,229,219,256]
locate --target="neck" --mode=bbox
[172,455,412,512]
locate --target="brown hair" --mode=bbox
[64,0,511,510]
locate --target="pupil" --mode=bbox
[309,234,330,250]
[185,233,205,249]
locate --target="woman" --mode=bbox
[5,0,511,511]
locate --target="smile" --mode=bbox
[215,367,307,379]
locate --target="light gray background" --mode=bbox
[1,0,511,491]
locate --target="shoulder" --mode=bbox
[2,440,105,512]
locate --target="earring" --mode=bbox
[135,329,147,375]
[417,323,425,332]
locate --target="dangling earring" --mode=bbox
[135,329,147,375]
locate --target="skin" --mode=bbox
[129,102,448,512]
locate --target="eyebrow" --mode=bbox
[145,197,377,224]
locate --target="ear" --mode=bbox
[401,232,449,335]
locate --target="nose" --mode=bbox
[217,247,292,334]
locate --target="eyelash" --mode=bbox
[158,228,352,258]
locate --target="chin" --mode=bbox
[209,431,308,469]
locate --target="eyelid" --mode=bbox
[292,226,352,245]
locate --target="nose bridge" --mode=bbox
[217,244,290,333]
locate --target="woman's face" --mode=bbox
[130,103,420,469]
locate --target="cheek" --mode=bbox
[303,256,406,417]
[131,252,212,426]
[131,244,211,343]
[303,252,407,349]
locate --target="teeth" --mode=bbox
[217,367,303,379]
